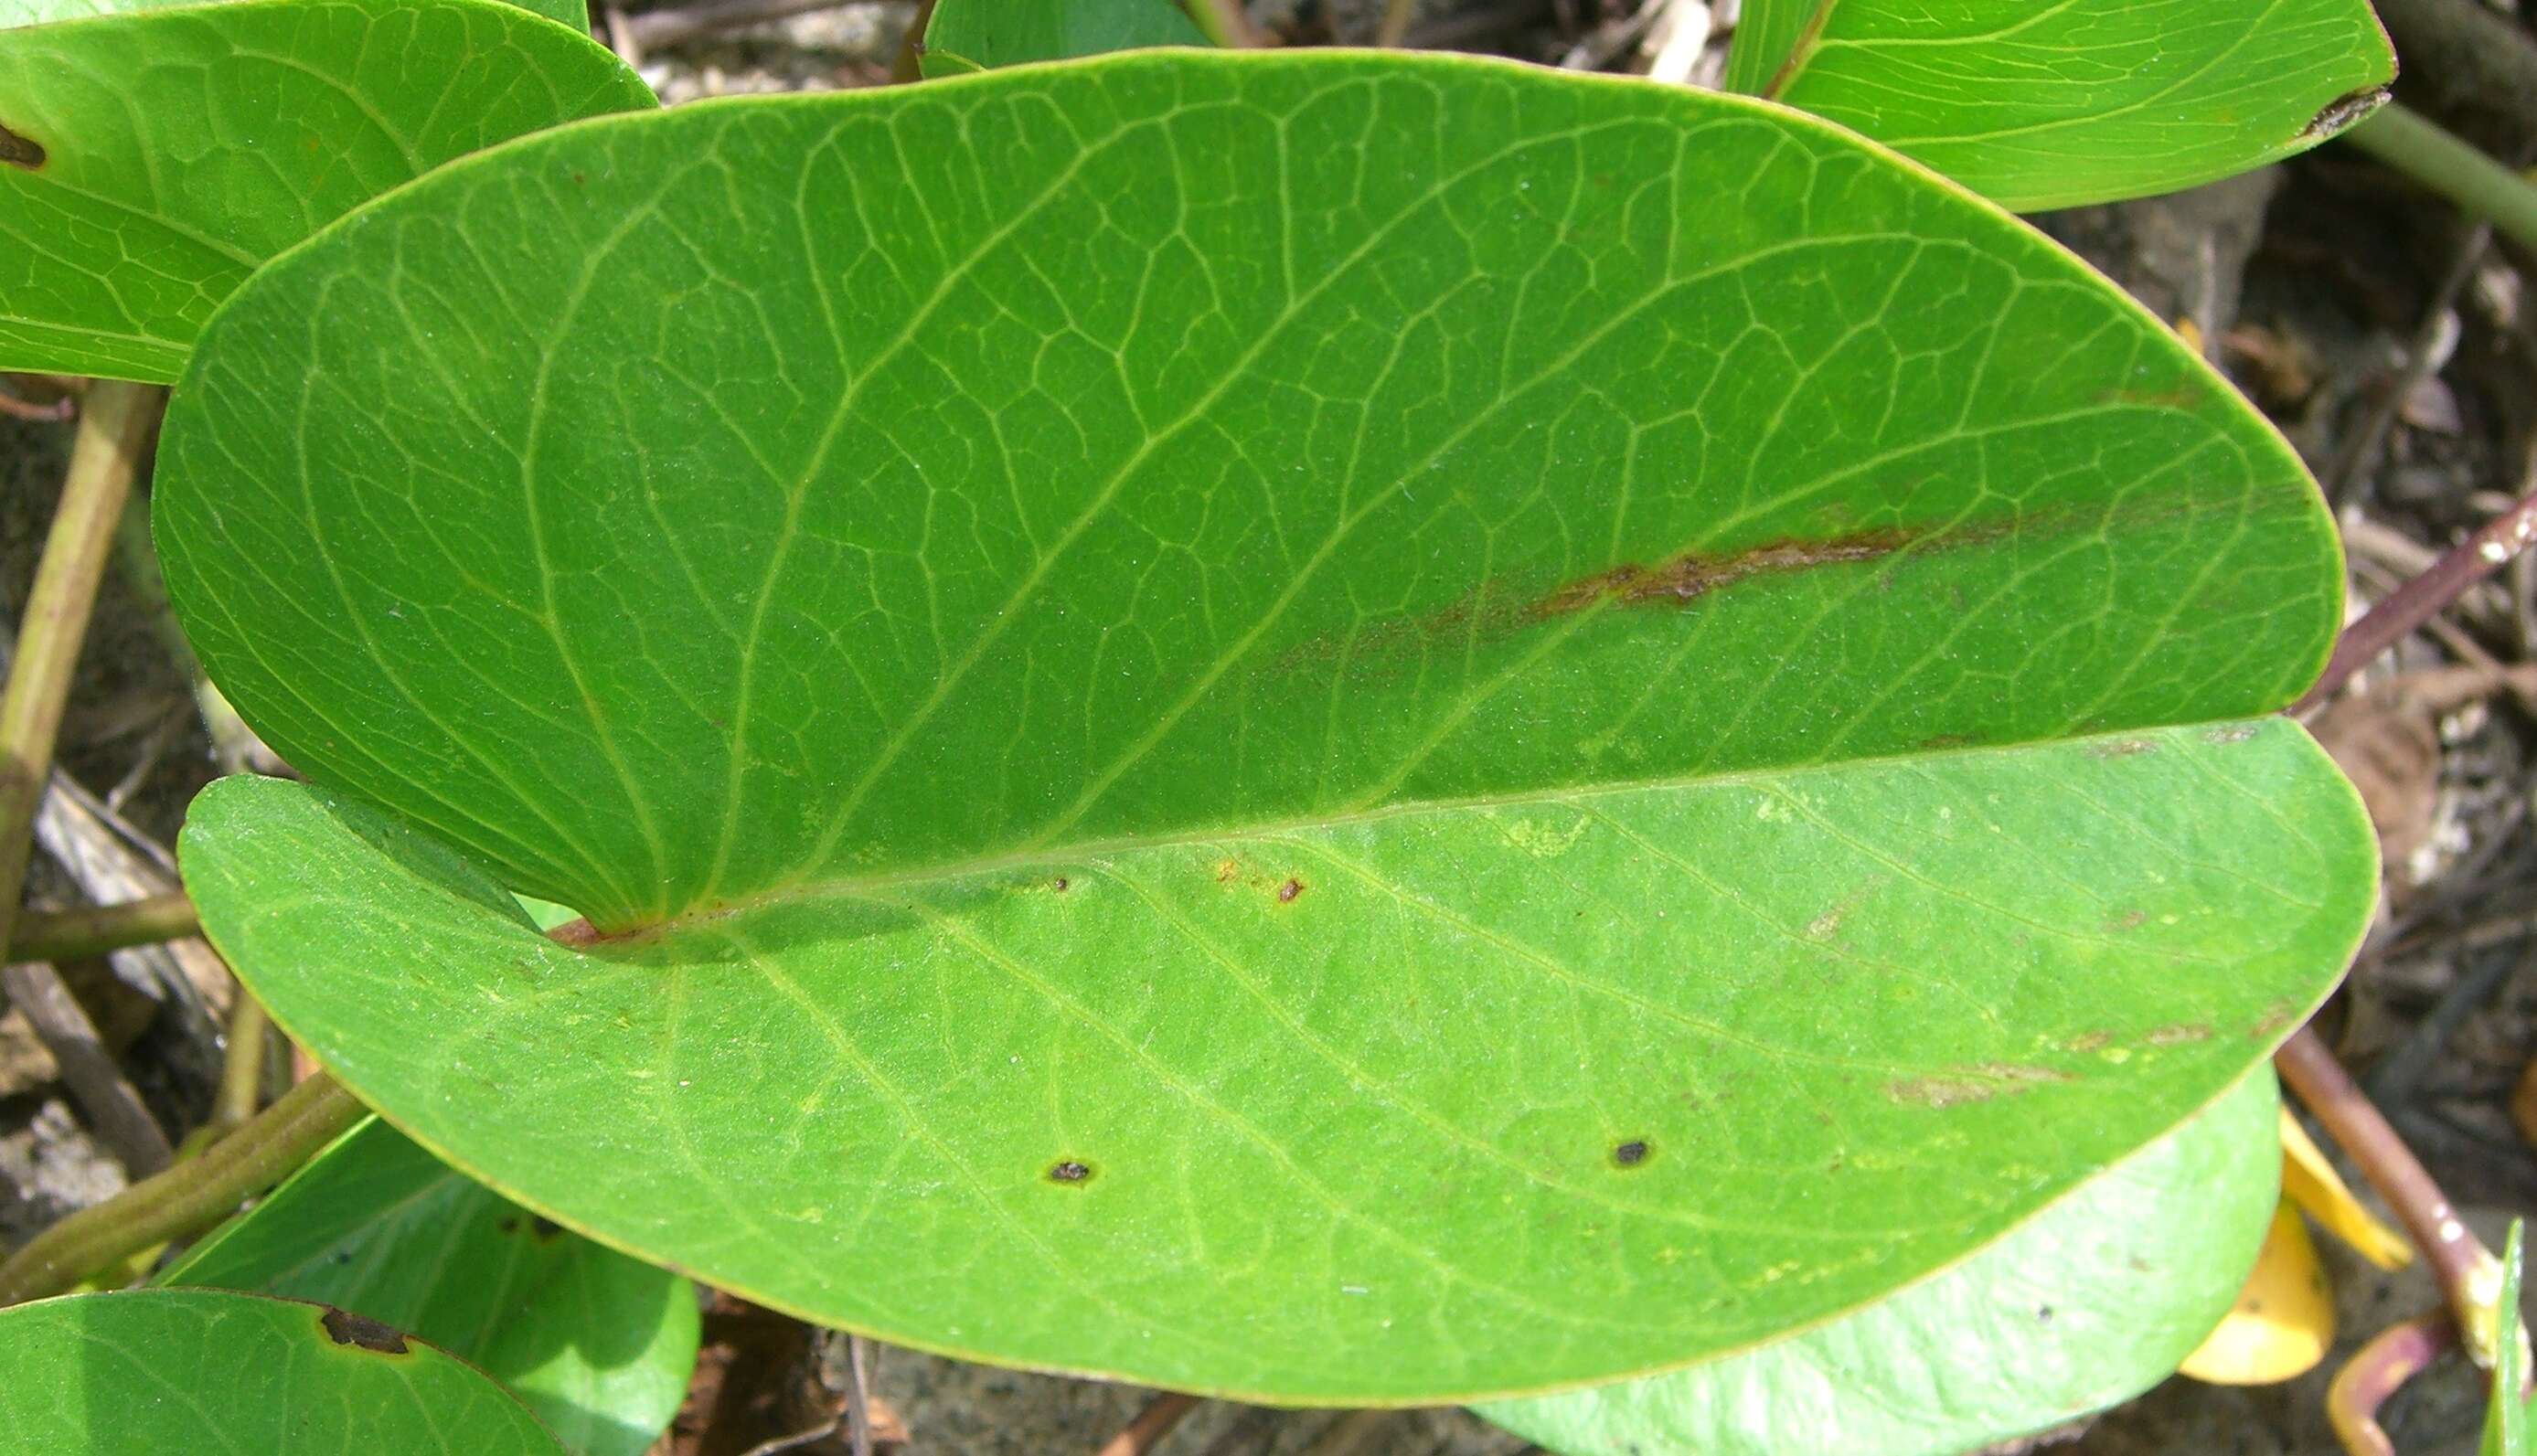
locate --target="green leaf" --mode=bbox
[921,0,1208,75]
[159,1117,698,1456]
[160,52,2376,1400]
[0,0,648,383]
[2488,1221,2529,1456]
[1722,0,2396,211]
[0,0,591,33]
[1479,1068,2279,1455]
[0,1287,569,1453]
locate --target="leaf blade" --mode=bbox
[922,0,1210,74]
[0,0,649,381]
[161,1118,698,1456]
[1724,0,2396,209]
[0,1288,569,1454]
[1477,1068,2280,1456]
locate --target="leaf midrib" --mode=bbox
[584,717,2283,947]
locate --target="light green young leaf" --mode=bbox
[1723,0,2396,211]
[0,1288,568,1454]
[921,0,1209,75]
[0,0,648,382]
[162,52,2374,1401]
[161,1118,698,1456]
[1480,1069,2279,1456]
[2488,1222,2529,1456]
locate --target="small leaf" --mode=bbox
[162,52,2376,1399]
[160,1117,698,1456]
[2487,1222,2529,1456]
[922,0,1209,75]
[1479,1069,2279,1456]
[0,0,650,382]
[1724,0,2397,210]
[0,1287,568,1453]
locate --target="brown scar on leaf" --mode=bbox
[319,1307,410,1355]
[1529,527,1923,619]
[0,122,43,171]
[2086,738,2160,759]
[1213,860,1241,884]
[1276,877,1305,903]
[2250,998,2305,1038]
[2063,1031,2113,1053]
[2105,909,2148,932]
[2301,85,2392,142]
[1047,1159,1092,1185]
[2145,1024,2212,1047]
[1888,1063,2070,1108]
[547,918,600,946]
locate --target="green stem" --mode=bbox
[2344,101,2537,257]
[0,1070,362,1304]
[7,892,198,964]
[211,994,271,1133]
[0,381,163,969]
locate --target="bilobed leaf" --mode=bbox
[161,52,2375,1400]
[0,1288,567,1454]
[161,1118,698,1456]
[921,0,1208,75]
[0,0,649,383]
[1479,1069,2278,1456]
[1723,0,2396,210]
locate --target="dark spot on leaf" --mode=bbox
[1052,877,1070,892]
[2302,85,2391,141]
[497,1217,520,1234]
[1276,877,1304,903]
[0,122,43,170]
[1047,1159,1092,1185]
[2037,1304,2054,1323]
[530,1216,562,1240]
[1611,1140,1650,1168]
[320,1307,410,1355]
[1916,732,1978,750]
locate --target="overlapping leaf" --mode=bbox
[0,1288,567,1453]
[0,0,648,382]
[1479,1070,2278,1455]
[1724,0,2396,210]
[921,0,1208,75]
[162,1117,697,1456]
[162,52,2374,1399]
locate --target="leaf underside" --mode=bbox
[163,1117,698,1456]
[0,1288,566,1454]
[1724,0,2396,211]
[1478,1069,2279,1455]
[161,52,2375,1400]
[0,0,648,382]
